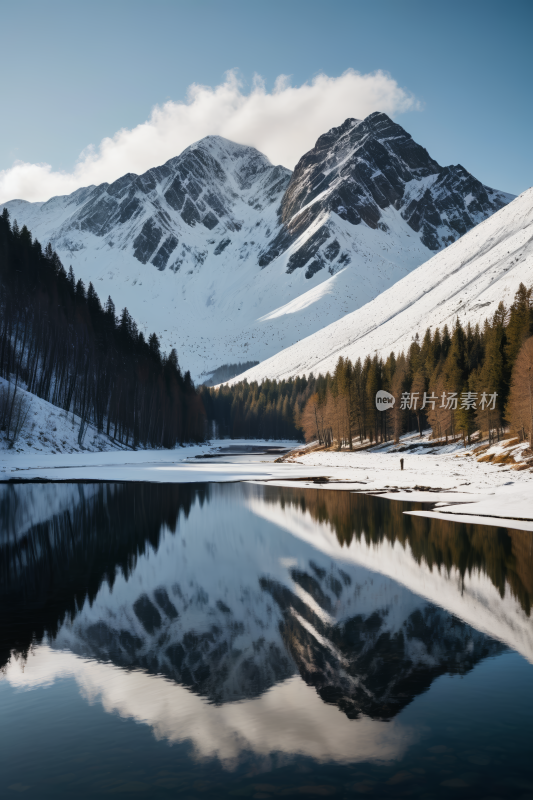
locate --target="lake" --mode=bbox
[1,480,532,799]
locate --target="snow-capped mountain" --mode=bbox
[234,186,533,383]
[3,114,513,381]
[259,112,511,266]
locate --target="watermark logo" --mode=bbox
[375,390,396,411]
[375,390,498,411]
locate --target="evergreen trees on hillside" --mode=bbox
[200,376,311,441]
[300,284,532,447]
[0,208,205,447]
[208,282,533,448]
[6,201,528,452]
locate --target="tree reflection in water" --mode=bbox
[0,482,209,669]
[263,486,533,616]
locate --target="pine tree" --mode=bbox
[473,319,503,439]
[426,371,451,441]
[67,265,76,296]
[443,318,467,392]
[87,281,102,317]
[365,357,379,443]
[440,325,451,363]
[148,332,161,363]
[505,283,533,369]
[391,354,407,443]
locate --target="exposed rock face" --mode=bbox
[38,137,291,274]
[259,112,512,271]
[262,570,504,720]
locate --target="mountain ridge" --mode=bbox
[3,114,514,381]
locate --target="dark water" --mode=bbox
[1,482,533,799]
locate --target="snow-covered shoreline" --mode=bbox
[1,434,532,531]
[274,438,533,530]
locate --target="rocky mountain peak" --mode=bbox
[258,112,513,274]
[174,134,279,190]
[35,133,292,271]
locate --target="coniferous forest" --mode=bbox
[0,209,205,448]
[199,376,313,440]
[206,283,533,448]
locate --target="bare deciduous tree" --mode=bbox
[0,382,31,448]
[300,393,323,444]
[507,337,533,449]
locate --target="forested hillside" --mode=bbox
[199,377,311,440]
[207,283,533,448]
[0,209,205,448]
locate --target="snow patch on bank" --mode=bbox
[0,377,124,455]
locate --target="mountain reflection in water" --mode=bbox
[0,484,533,800]
[0,484,533,720]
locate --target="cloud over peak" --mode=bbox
[0,69,419,205]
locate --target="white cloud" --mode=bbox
[6,646,415,767]
[0,70,419,204]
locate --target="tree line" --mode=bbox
[0,208,205,448]
[3,202,530,452]
[199,375,315,440]
[207,282,533,449]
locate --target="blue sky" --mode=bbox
[1,0,532,199]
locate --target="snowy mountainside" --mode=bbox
[234,186,533,383]
[4,116,513,381]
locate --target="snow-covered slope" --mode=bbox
[0,376,124,455]
[234,187,533,383]
[3,115,513,381]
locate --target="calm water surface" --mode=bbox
[1,481,533,799]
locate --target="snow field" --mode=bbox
[234,188,533,384]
